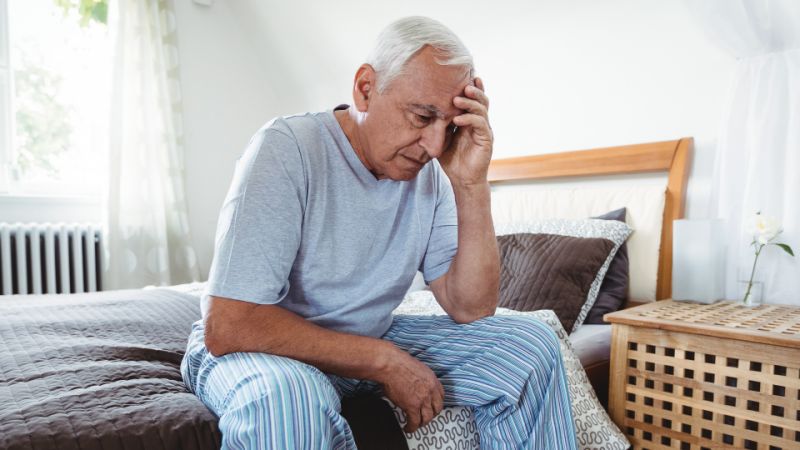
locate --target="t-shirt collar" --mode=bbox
[327,104,381,186]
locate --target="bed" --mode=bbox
[0,138,692,450]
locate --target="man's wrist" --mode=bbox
[451,179,489,192]
[370,340,401,384]
[451,181,491,203]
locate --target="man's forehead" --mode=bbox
[407,76,473,119]
[388,51,474,119]
[410,103,451,119]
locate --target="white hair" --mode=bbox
[366,16,474,93]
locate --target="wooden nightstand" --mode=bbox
[605,300,800,450]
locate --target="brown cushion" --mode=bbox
[497,233,615,332]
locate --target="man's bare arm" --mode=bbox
[205,296,389,374]
[204,296,444,432]
[429,182,499,323]
[430,77,500,322]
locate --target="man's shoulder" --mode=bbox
[256,111,331,143]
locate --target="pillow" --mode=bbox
[585,208,630,323]
[495,218,632,333]
[497,233,614,333]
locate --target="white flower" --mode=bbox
[749,213,781,244]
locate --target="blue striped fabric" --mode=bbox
[182,314,578,449]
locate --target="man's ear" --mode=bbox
[353,64,376,112]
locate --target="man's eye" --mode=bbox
[447,124,458,135]
[415,114,431,124]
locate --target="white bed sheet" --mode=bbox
[569,323,612,367]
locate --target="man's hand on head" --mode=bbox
[438,77,493,189]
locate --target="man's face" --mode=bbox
[357,47,472,181]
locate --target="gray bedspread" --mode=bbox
[0,289,222,450]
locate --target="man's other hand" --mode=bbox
[377,347,445,433]
[438,76,493,188]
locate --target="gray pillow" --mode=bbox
[585,208,630,323]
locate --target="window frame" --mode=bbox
[0,0,103,225]
[0,0,109,200]
[0,0,11,194]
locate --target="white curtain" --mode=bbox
[688,0,800,305]
[104,0,199,289]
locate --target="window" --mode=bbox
[0,0,111,197]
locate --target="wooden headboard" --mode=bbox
[487,137,693,301]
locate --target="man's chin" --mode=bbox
[392,166,423,181]
[379,160,426,181]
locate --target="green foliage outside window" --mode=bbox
[53,0,108,26]
[11,0,108,180]
[13,56,73,178]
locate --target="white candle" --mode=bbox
[672,219,725,303]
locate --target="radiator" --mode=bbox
[0,223,103,295]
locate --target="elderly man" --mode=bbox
[182,16,577,450]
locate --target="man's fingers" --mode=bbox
[404,407,422,433]
[452,113,491,136]
[432,384,444,416]
[420,403,435,428]
[453,96,487,118]
[466,83,489,109]
[475,76,485,92]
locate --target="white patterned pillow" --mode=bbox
[495,218,632,333]
[391,292,630,450]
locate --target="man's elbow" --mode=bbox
[451,305,496,324]
[203,312,235,357]
[204,325,225,358]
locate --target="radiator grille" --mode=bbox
[0,223,103,295]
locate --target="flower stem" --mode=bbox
[744,244,763,304]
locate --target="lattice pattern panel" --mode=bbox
[621,327,800,450]
[630,301,800,337]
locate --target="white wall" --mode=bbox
[175,0,736,278]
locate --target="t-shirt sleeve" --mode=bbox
[420,166,458,283]
[205,128,306,305]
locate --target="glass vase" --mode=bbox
[737,280,763,307]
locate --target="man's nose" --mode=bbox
[419,121,449,159]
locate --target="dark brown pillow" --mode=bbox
[497,233,615,332]
[585,208,630,323]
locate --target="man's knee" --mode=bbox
[215,353,341,416]
[483,316,562,364]
[201,353,351,449]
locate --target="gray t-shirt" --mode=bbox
[203,107,458,337]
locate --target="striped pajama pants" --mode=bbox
[181,314,578,450]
